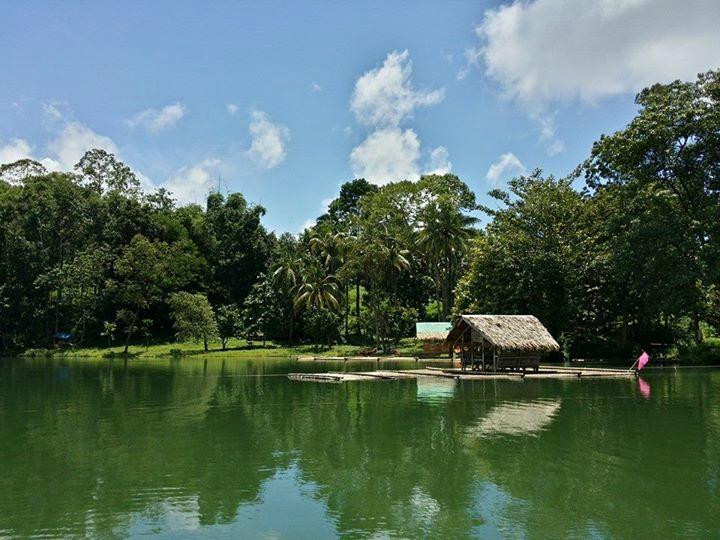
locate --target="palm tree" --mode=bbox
[355,226,412,349]
[271,249,304,342]
[293,264,341,312]
[310,231,352,335]
[309,231,347,273]
[375,230,410,294]
[416,203,477,319]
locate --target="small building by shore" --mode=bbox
[415,322,453,355]
[444,315,559,371]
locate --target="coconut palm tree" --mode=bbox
[309,231,347,273]
[416,201,477,319]
[310,231,353,335]
[375,231,410,294]
[293,264,340,312]
[271,248,304,342]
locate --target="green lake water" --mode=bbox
[0,357,718,539]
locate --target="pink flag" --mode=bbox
[637,352,650,371]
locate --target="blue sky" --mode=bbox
[2,0,719,232]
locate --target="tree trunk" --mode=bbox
[288,300,294,343]
[447,250,454,315]
[124,306,140,354]
[692,312,703,343]
[355,281,360,315]
[344,284,349,341]
[204,336,209,352]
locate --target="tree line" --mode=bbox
[1,70,719,357]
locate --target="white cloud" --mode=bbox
[457,47,482,81]
[162,159,220,206]
[48,122,118,171]
[0,139,61,183]
[546,139,566,157]
[486,152,526,184]
[1,121,118,174]
[127,102,187,133]
[350,50,444,127]
[0,139,34,164]
[42,102,64,121]
[247,110,290,169]
[0,114,222,207]
[226,103,239,116]
[425,146,452,175]
[476,0,720,154]
[350,127,421,185]
[299,218,316,232]
[311,82,322,92]
[478,0,720,104]
[298,196,334,233]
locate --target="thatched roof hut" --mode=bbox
[444,315,559,371]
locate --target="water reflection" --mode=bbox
[638,376,651,399]
[0,358,718,538]
[466,399,562,437]
[415,376,456,404]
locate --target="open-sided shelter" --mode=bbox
[444,315,559,371]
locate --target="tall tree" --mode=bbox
[205,192,272,307]
[168,292,218,352]
[585,70,720,342]
[456,171,590,353]
[74,149,140,195]
[112,234,168,353]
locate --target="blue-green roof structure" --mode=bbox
[415,322,452,341]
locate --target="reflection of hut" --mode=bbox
[415,322,453,355]
[444,315,559,371]
[467,399,562,437]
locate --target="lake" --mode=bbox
[1,357,718,538]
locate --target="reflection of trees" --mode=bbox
[0,358,289,537]
[464,375,720,538]
[1,361,719,538]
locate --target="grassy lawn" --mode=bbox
[22,337,426,359]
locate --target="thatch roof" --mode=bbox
[444,315,560,352]
[415,322,453,341]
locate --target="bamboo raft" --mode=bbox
[296,356,451,363]
[288,366,636,383]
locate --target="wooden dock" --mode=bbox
[288,366,635,383]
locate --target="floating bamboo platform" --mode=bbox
[296,356,452,363]
[288,366,636,383]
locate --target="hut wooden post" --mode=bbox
[452,324,469,370]
[481,340,485,371]
[493,346,497,372]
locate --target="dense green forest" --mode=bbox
[1,71,719,358]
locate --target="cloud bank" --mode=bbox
[349,50,448,185]
[473,0,720,154]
